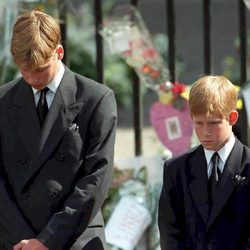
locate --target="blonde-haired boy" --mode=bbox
[11,10,61,70]
[0,9,117,250]
[159,75,250,250]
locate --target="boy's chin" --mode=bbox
[202,143,217,151]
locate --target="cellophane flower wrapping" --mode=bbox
[100,5,169,91]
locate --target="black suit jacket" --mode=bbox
[158,138,250,250]
[0,67,117,249]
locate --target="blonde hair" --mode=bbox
[11,9,61,70]
[188,75,238,117]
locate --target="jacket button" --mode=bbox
[207,243,213,250]
[22,192,29,200]
[51,190,60,199]
[55,153,64,162]
[18,157,27,164]
[198,232,202,239]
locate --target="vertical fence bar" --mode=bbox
[131,0,143,156]
[203,0,211,74]
[59,4,68,66]
[239,0,247,85]
[94,0,104,84]
[235,0,248,146]
[167,0,176,82]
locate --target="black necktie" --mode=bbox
[37,87,49,125]
[211,152,221,182]
[208,152,221,208]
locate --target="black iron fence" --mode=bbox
[61,0,249,155]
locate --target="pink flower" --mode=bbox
[122,50,132,57]
[142,47,158,60]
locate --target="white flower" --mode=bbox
[233,174,246,185]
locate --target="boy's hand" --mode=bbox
[13,239,48,250]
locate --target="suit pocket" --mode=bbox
[58,128,83,161]
[88,225,103,228]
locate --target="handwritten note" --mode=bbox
[105,196,152,250]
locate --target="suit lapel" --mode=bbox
[188,146,210,223]
[38,83,82,155]
[23,69,84,187]
[7,80,40,156]
[207,138,243,228]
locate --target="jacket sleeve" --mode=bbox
[0,163,35,246]
[37,89,117,249]
[158,161,186,250]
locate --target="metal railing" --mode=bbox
[86,0,248,155]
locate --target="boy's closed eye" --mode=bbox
[193,120,223,127]
[36,65,50,73]
[209,120,223,125]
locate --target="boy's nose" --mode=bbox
[204,127,212,136]
[204,129,212,137]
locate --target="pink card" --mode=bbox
[150,101,193,156]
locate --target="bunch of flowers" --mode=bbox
[100,5,169,90]
[158,81,188,110]
[101,4,192,157]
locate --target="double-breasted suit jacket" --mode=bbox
[158,138,250,250]
[0,67,117,249]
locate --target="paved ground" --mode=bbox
[115,127,166,162]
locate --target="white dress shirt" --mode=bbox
[204,133,235,178]
[32,61,65,109]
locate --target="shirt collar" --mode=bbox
[204,133,235,165]
[32,61,65,95]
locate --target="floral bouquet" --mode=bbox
[101,4,193,156]
[100,4,169,90]
[158,80,188,110]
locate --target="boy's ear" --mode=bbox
[56,45,64,60]
[229,110,238,125]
